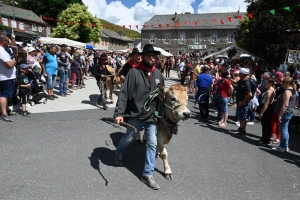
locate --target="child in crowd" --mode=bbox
[17,64,32,117]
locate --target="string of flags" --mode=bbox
[38,3,300,29]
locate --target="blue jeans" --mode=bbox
[237,103,249,121]
[59,69,68,94]
[279,113,293,148]
[46,74,56,89]
[221,97,230,113]
[116,118,158,176]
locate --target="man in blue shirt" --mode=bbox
[195,66,213,120]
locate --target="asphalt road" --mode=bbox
[1,71,300,200]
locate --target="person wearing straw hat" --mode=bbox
[114,44,164,190]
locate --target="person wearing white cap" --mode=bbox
[235,68,252,136]
[26,46,37,68]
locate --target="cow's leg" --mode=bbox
[157,135,173,180]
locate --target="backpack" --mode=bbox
[246,79,257,99]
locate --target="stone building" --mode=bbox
[141,12,245,56]
[0,3,49,42]
[90,28,134,51]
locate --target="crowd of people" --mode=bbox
[174,55,300,153]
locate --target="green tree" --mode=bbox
[185,12,191,14]
[234,0,300,64]
[51,3,101,43]
[16,0,83,26]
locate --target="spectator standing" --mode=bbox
[41,45,58,100]
[70,53,82,90]
[0,34,17,122]
[218,70,233,127]
[257,78,275,144]
[17,64,32,117]
[57,45,70,97]
[236,68,252,136]
[272,77,297,152]
[119,48,140,82]
[164,57,172,79]
[195,66,213,120]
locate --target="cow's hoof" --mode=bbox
[165,174,173,180]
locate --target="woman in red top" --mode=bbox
[218,70,233,127]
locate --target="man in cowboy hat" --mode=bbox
[119,47,140,81]
[93,53,109,110]
[114,44,164,190]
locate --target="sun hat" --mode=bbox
[27,46,36,53]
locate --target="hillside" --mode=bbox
[99,19,141,39]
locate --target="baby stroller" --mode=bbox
[27,71,48,106]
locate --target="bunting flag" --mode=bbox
[213,18,217,23]
[136,25,138,30]
[227,17,232,22]
[101,24,104,28]
[175,22,180,26]
[220,19,224,25]
[107,24,111,29]
[129,25,131,29]
[116,25,118,29]
[194,21,198,26]
[284,7,291,11]
[142,24,146,28]
[269,10,275,15]
[248,13,254,18]
[123,25,126,30]
[158,24,162,29]
[237,15,242,20]
[151,24,154,28]
[203,20,208,23]
[184,21,189,25]
[166,24,170,28]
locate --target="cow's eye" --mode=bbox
[171,97,176,102]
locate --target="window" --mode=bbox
[11,20,17,28]
[228,35,234,43]
[165,34,170,43]
[19,22,24,30]
[178,49,184,55]
[150,34,155,43]
[195,34,200,44]
[211,34,217,44]
[179,34,185,43]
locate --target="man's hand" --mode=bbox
[101,74,107,78]
[115,116,124,124]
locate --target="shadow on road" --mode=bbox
[89,131,149,185]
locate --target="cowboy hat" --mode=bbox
[140,44,160,55]
[129,48,140,56]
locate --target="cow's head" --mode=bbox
[159,84,191,122]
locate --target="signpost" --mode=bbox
[188,45,206,50]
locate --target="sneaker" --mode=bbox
[247,120,254,125]
[1,114,14,122]
[58,94,67,97]
[257,140,269,145]
[272,146,289,152]
[67,89,73,93]
[115,153,124,165]
[47,95,54,100]
[237,131,247,137]
[77,85,82,89]
[81,84,86,88]
[7,109,17,116]
[235,121,240,127]
[21,110,31,117]
[71,86,78,90]
[141,175,160,190]
[26,103,31,108]
[272,139,280,144]
[52,94,59,99]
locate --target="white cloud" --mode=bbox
[82,0,248,31]
[197,0,248,13]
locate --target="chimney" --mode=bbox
[174,12,178,21]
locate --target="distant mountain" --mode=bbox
[99,19,141,39]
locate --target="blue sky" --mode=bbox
[82,0,248,30]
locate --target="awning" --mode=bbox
[86,44,93,49]
[38,37,86,49]
[154,47,173,57]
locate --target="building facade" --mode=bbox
[0,3,49,42]
[141,12,244,56]
[91,28,134,51]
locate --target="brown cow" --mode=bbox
[157,83,190,180]
[136,83,190,180]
